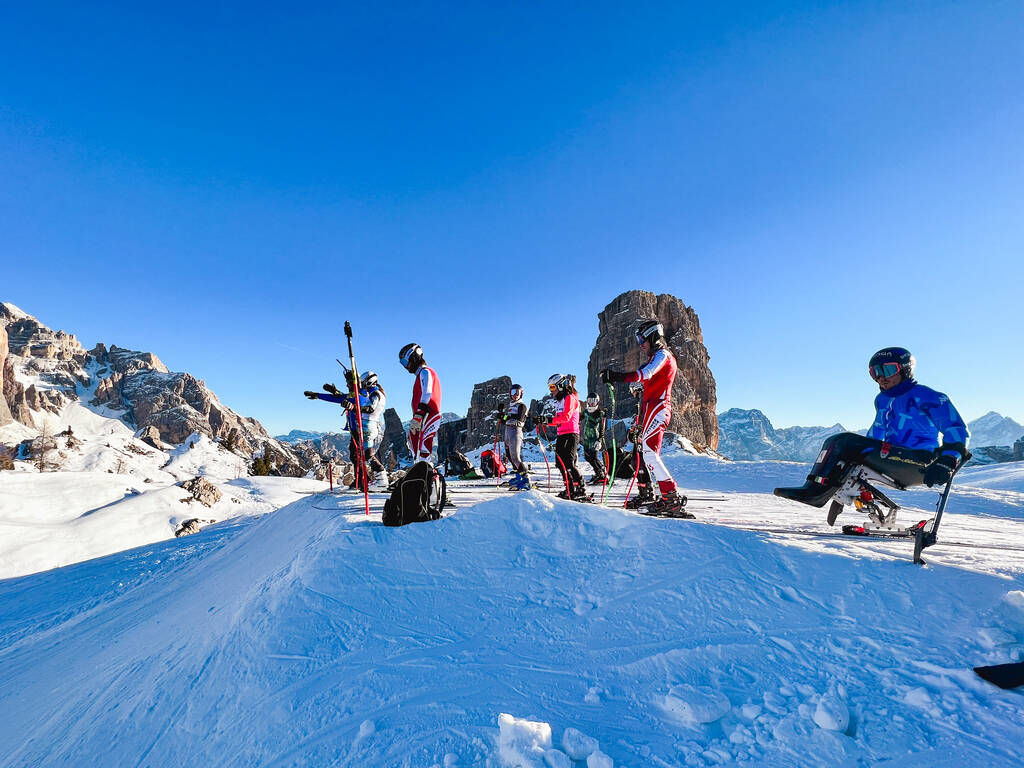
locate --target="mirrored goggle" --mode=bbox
[400,350,414,366]
[869,362,901,379]
[634,330,647,344]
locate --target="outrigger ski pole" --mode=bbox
[344,322,371,516]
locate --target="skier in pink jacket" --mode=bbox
[538,373,587,501]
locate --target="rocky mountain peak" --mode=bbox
[586,290,718,451]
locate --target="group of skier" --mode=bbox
[301,317,972,525]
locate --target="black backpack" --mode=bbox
[382,461,447,527]
[445,451,474,477]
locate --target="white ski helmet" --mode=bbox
[635,319,665,347]
[585,393,600,412]
[360,370,378,389]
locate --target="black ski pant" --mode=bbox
[633,444,653,496]
[808,432,935,490]
[555,433,584,494]
[583,443,606,478]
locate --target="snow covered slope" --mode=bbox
[1,457,1023,767]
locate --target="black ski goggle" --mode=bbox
[869,362,901,380]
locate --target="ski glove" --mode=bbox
[600,369,628,383]
[923,454,958,487]
[594,440,603,452]
[410,404,429,435]
[303,391,319,400]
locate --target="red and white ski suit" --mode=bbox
[409,365,442,461]
[625,348,678,496]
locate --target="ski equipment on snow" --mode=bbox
[344,321,370,516]
[601,383,617,505]
[974,661,1024,690]
[382,461,446,526]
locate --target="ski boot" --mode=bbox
[644,491,693,518]
[588,474,608,485]
[571,486,594,503]
[624,488,655,510]
[508,473,532,491]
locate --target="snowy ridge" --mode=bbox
[968,411,1024,448]
[1,456,1023,766]
[717,408,848,462]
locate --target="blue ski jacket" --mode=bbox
[867,379,969,458]
[312,388,384,441]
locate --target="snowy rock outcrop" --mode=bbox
[464,376,513,450]
[0,322,12,427]
[380,407,413,467]
[586,290,718,451]
[179,476,223,507]
[0,303,311,475]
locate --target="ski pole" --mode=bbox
[493,410,503,488]
[601,383,617,505]
[344,322,371,516]
[535,423,552,492]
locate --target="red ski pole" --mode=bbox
[535,423,552,492]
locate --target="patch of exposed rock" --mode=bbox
[380,408,413,467]
[179,476,223,508]
[586,291,718,451]
[464,376,513,450]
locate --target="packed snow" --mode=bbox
[2,446,1023,766]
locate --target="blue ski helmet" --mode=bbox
[868,347,915,381]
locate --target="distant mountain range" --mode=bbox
[718,408,1024,464]
[716,409,847,462]
[966,411,1024,448]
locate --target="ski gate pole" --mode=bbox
[344,322,371,516]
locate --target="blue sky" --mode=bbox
[2,1,1022,435]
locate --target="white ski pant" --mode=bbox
[641,403,677,495]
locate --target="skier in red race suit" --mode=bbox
[399,343,442,463]
[601,319,685,516]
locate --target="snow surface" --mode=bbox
[1,452,1023,766]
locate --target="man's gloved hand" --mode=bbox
[600,369,628,384]
[924,454,959,487]
[594,439,603,452]
[303,391,319,400]
[410,405,428,436]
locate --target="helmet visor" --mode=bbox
[869,362,901,380]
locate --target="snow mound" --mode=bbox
[2,480,1024,766]
[498,713,552,767]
